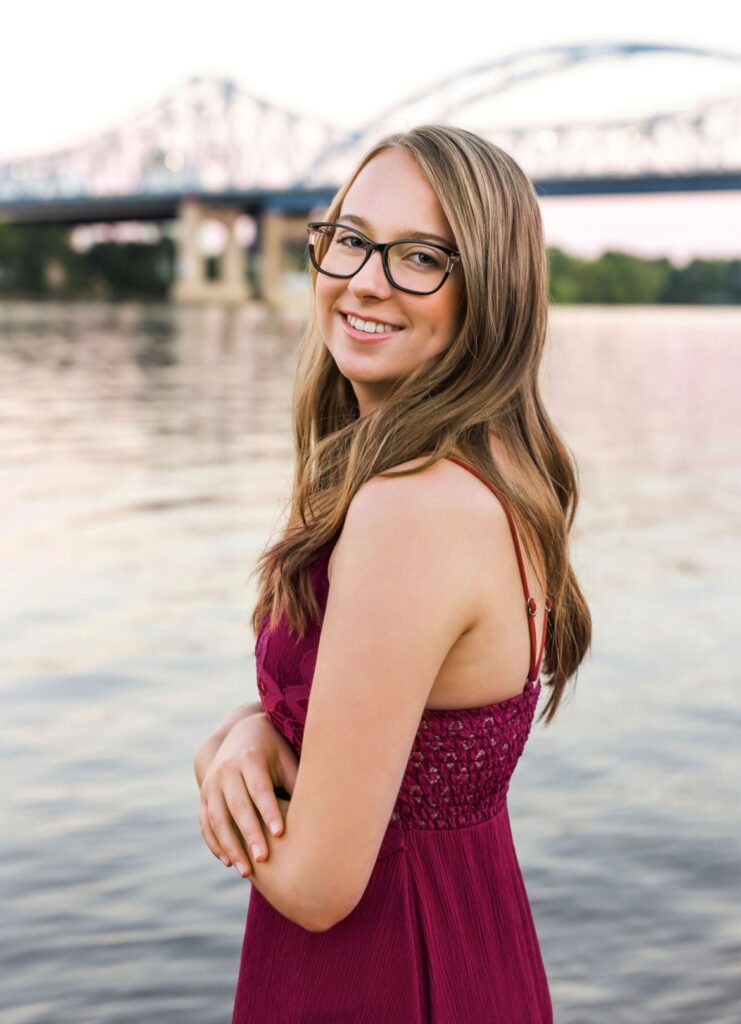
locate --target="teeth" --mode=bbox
[346,314,401,334]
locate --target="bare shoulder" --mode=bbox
[347,454,498,537]
[358,454,505,502]
[328,455,508,600]
[324,458,483,655]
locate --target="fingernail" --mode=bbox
[252,843,264,860]
[269,821,281,836]
[235,861,246,876]
[220,854,231,866]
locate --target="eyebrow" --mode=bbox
[337,213,456,249]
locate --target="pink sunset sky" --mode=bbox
[539,193,740,265]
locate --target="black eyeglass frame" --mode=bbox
[306,221,461,296]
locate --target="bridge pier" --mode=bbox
[171,200,251,305]
[170,199,315,308]
[259,209,312,311]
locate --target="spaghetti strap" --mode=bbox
[446,455,552,681]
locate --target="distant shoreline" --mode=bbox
[0,223,739,305]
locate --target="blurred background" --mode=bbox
[1,3,739,1022]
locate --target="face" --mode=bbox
[314,148,464,417]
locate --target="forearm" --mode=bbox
[194,701,264,788]
[240,800,327,932]
[220,700,265,734]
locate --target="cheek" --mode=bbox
[314,278,340,334]
[425,294,459,340]
[442,279,465,335]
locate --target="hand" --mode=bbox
[198,712,299,878]
[193,701,263,791]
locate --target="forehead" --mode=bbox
[339,148,453,241]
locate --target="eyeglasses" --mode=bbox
[306,221,461,296]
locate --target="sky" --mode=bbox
[2,0,740,264]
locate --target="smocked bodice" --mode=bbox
[390,685,540,828]
[255,543,542,831]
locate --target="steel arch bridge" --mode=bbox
[301,41,741,192]
[1,40,741,210]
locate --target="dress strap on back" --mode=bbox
[447,456,552,681]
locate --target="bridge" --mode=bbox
[1,41,740,306]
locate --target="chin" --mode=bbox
[337,358,385,382]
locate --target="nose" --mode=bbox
[348,248,393,299]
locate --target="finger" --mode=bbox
[222,764,275,859]
[206,791,253,878]
[199,803,233,867]
[237,751,287,838]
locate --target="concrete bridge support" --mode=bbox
[170,200,315,308]
[171,200,251,305]
[259,209,312,311]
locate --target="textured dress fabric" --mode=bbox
[231,458,553,1023]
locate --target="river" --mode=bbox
[1,300,739,1023]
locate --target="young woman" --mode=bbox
[195,124,591,1023]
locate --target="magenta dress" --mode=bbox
[232,458,553,1023]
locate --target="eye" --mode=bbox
[336,232,366,249]
[409,250,442,267]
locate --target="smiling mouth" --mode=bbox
[339,312,405,337]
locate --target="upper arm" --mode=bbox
[283,468,477,930]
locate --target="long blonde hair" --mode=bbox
[250,123,591,724]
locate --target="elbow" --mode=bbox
[297,901,355,933]
[298,911,335,934]
[290,894,352,934]
[280,842,364,932]
[288,872,358,934]
[283,897,337,934]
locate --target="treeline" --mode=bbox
[0,224,175,300]
[548,247,741,304]
[0,221,739,304]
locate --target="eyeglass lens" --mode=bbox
[311,224,448,294]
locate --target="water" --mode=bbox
[1,300,739,1023]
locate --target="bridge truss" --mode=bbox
[1,42,740,206]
